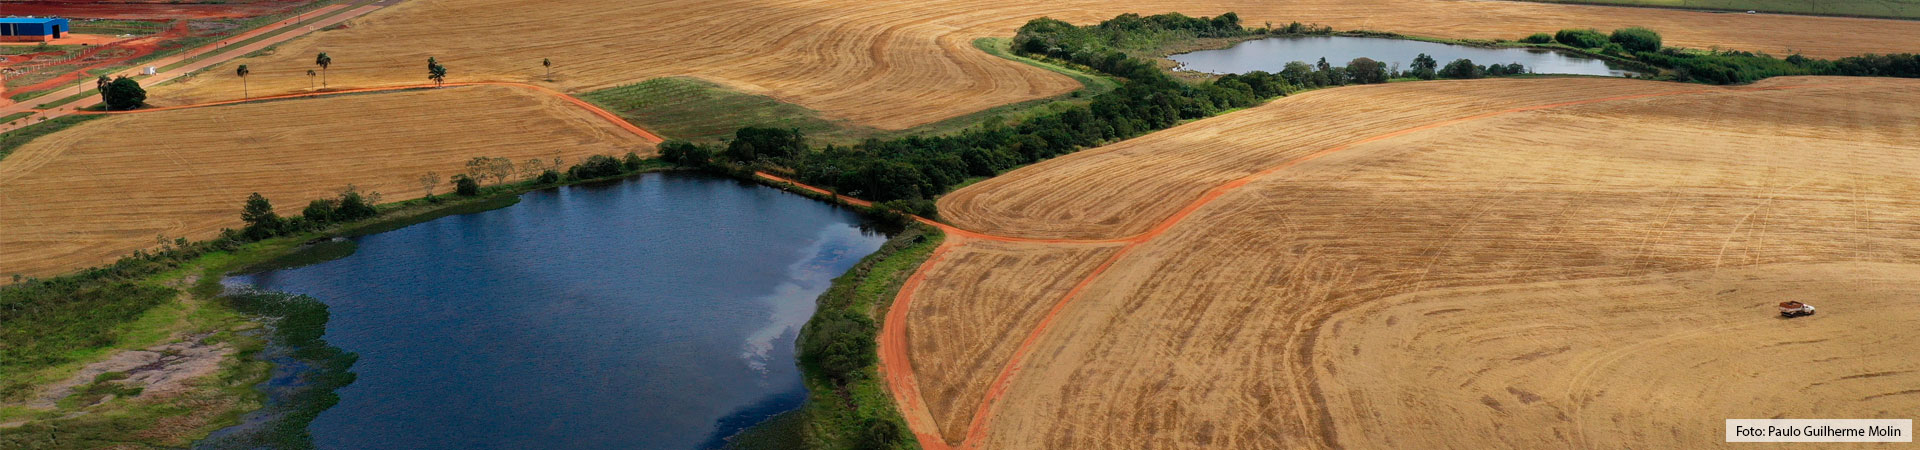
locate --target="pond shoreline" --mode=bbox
[1167,33,1648,78]
[1143,28,1659,81]
[205,166,906,449]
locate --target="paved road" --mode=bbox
[0,2,384,132]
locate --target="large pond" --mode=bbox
[1169,35,1639,77]
[221,172,890,449]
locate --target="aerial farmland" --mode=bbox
[1,0,1916,448]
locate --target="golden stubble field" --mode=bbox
[149,0,1920,130]
[0,85,654,278]
[900,76,1920,449]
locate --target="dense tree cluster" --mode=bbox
[1530,27,1918,84]
[242,188,385,240]
[1554,28,1610,49]
[675,13,1552,207]
[724,127,807,162]
[101,76,145,111]
[799,309,877,384]
[1609,27,1662,53]
[565,154,625,179]
[702,13,1312,204]
[1015,12,1255,56]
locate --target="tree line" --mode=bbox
[240,152,655,241]
[662,13,1308,213]
[659,13,1541,215]
[1539,26,1920,84]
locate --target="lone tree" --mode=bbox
[315,52,332,88]
[419,171,441,198]
[307,69,317,89]
[1347,57,1387,84]
[1410,53,1439,80]
[465,157,490,182]
[485,157,514,185]
[519,158,545,180]
[542,58,552,80]
[427,58,448,87]
[241,192,283,240]
[236,64,251,98]
[102,76,146,111]
[95,75,111,102]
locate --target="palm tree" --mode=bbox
[236,64,250,98]
[314,52,331,88]
[96,75,110,102]
[542,58,552,80]
[307,69,317,89]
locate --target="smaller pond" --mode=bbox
[1169,36,1640,77]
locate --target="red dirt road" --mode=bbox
[870,80,1849,449]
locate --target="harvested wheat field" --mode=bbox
[148,0,1920,130]
[893,76,1920,449]
[902,238,1125,442]
[0,84,654,278]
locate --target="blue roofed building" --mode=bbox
[0,17,70,42]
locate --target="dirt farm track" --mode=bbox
[896,76,1920,449]
[147,0,1920,130]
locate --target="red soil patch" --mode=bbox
[0,33,122,46]
[4,21,183,94]
[0,1,309,19]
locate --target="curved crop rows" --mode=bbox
[0,85,656,278]
[147,0,1920,131]
[890,76,1920,449]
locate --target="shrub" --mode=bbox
[658,139,713,166]
[334,191,377,222]
[856,418,903,450]
[1521,33,1553,44]
[621,152,645,171]
[452,175,480,196]
[536,170,560,184]
[878,199,937,219]
[799,309,877,384]
[1554,28,1608,48]
[724,127,806,162]
[1610,27,1662,52]
[301,199,338,224]
[567,154,624,180]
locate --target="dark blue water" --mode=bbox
[1169,35,1641,77]
[223,172,889,449]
